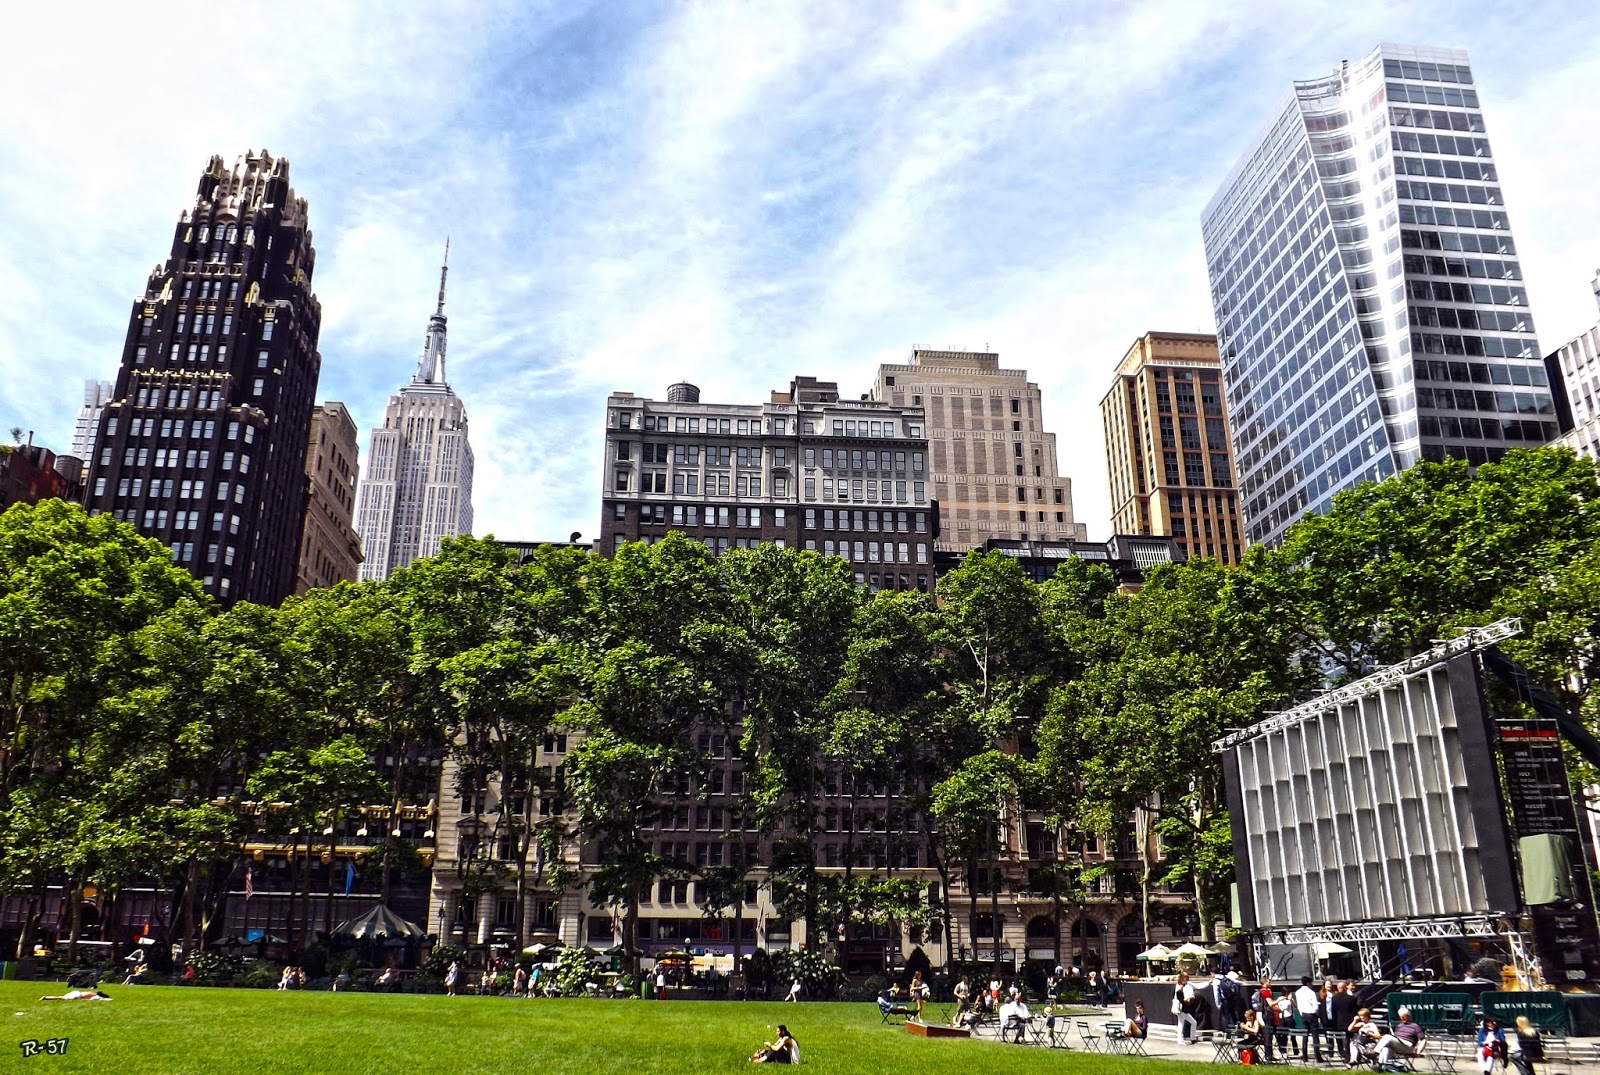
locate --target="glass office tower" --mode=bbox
[1202,44,1556,546]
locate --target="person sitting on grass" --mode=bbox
[42,989,111,1001]
[750,1024,799,1064]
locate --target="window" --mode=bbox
[614,470,629,491]
[251,378,263,397]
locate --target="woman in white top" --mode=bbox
[750,1025,799,1064]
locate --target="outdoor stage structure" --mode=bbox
[1215,618,1600,989]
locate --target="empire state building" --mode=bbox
[354,249,475,580]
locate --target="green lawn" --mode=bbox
[0,981,1216,1074]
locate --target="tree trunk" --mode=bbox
[300,829,315,952]
[989,846,1003,981]
[381,755,408,905]
[66,875,84,964]
[929,840,954,970]
[15,886,41,960]
[1051,870,1063,973]
[732,884,744,998]
[966,853,979,968]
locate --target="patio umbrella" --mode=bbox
[1135,944,1173,960]
[1312,941,1352,958]
[523,943,548,956]
[330,904,427,941]
[1170,943,1212,958]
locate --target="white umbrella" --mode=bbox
[1135,944,1173,960]
[1170,942,1212,958]
[1312,941,1352,957]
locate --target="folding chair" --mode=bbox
[1105,1023,1149,1057]
[1075,1020,1103,1053]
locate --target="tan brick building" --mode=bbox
[295,401,362,593]
[873,350,1086,552]
[1101,332,1245,565]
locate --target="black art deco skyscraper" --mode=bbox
[84,151,322,605]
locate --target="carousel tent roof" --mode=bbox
[331,904,427,941]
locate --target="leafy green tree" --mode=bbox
[0,501,203,958]
[1241,447,1600,676]
[711,544,861,953]
[560,535,725,970]
[931,749,1021,977]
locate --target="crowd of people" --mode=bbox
[1170,972,1550,1073]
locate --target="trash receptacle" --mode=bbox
[642,978,653,1000]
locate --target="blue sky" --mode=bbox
[2,1,1597,541]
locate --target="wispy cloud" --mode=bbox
[3,1,1598,543]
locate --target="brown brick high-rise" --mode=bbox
[83,151,323,605]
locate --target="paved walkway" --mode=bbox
[957,1005,1600,1073]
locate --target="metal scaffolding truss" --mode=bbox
[1264,914,1521,945]
[1212,617,1523,753]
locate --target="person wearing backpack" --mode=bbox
[1251,976,1278,1062]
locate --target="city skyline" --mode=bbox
[3,4,1598,543]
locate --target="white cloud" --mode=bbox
[3,1,1598,549]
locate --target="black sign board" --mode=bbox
[1531,906,1600,986]
[1498,720,1582,839]
[1495,718,1600,984]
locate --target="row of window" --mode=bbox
[1382,58,1473,85]
[1411,331,1537,361]
[1389,106,1486,135]
[1400,224,1517,262]
[178,277,241,302]
[127,386,227,410]
[1391,130,1490,160]
[1408,303,1529,333]
[617,411,925,440]
[808,540,928,565]
[804,508,929,534]
[95,476,247,504]
[805,447,924,471]
[805,477,925,504]
[111,448,250,474]
[1385,81,1479,109]
[1417,415,1557,442]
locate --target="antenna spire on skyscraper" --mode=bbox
[437,237,449,316]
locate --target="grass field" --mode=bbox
[1,981,1217,1074]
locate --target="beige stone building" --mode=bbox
[1100,332,1245,565]
[295,401,363,593]
[873,350,1086,552]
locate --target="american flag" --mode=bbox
[244,866,254,902]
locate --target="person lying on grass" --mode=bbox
[42,989,112,1001]
[749,1024,800,1064]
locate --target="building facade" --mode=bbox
[1202,44,1558,546]
[1548,272,1600,461]
[424,726,1195,978]
[872,350,1086,551]
[937,534,1186,592]
[354,256,475,581]
[1,437,81,511]
[83,151,323,605]
[71,380,114,460]
[1100,332,1246,564]
[295,401,363,593]
[601,376,937,592]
